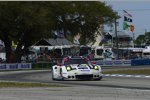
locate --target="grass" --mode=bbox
[103,69,150,75]
[0,82,66,88]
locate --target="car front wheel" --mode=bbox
[94,76,102,81]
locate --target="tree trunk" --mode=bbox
[3,33,24,63]
[3,35,14,63]
[14,41,24,63]
[5,47,14,63]
[14,52,22,63]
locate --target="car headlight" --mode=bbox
[94,66,99,70]
[66,66,71,71]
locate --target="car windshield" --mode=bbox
[64,58,88,65]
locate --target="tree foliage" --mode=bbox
[49,1,118,44]
[0,1,118,63]
[145,32,150,45]
[0,2,53,62]
[135,32,150,46]
[135,35,145,46]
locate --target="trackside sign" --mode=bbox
[0,63,32,70]
[95,60,131,66]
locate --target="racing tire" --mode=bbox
[98,76,103,80]
[60,68,64,81]
[52,69,56,80]
[94,76,103,81]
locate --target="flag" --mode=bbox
[123,10,132,17]
[124,16,132,22]
[123,21,130,30]
[123,10,132,23]
[123,10,134,32]
[130,24,134,32]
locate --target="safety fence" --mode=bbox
[0,63,32,70]
[95,60,131,66]
[1,59,150,70]
[0,62,56,70]
[95,59,150,66]
[131,59,150,66]
[32,62,56,69]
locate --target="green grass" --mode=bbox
[103,69,150,75]
[0,82,66,88]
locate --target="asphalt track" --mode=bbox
[0,67,150,90]
[1,66,150,100]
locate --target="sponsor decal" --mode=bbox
[114,60,122,64]
[9,64,18,70]
[78,64,88,69]
[0,63,32,70]
[104,61,113,65]
[96,61,104,65]
[80,70,90,71]
[123,60,131,64]
[21,64,29,68]
[62,73,67,74]
[0,64,6,70]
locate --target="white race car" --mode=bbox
[52,56,103,80]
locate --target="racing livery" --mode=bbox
[52,56,102,80]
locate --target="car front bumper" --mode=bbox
[62,73,103,80]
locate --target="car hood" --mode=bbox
[69,64,91,70]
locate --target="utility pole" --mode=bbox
[145,29,147,34]
[132,32,135,48]
[114,18,119,59]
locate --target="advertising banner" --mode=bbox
[96,60,131,66]
[0,63,32,70]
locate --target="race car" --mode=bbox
[52,56,103,80]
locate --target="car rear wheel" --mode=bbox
[60,68,64,81]
[52,69,56,80]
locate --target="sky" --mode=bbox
[101,0,150,38]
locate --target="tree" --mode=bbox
[135,35,145,46]
[0,2,54,63]
[49,1,118,44]
[0,1,118,63]
[135,32,150,46]
[145,32,150,45]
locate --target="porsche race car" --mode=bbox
[52,56,102,80]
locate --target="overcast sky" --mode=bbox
[101,0,150,38]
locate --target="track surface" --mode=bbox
[1,67,150,100]
[0,68,150,90]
